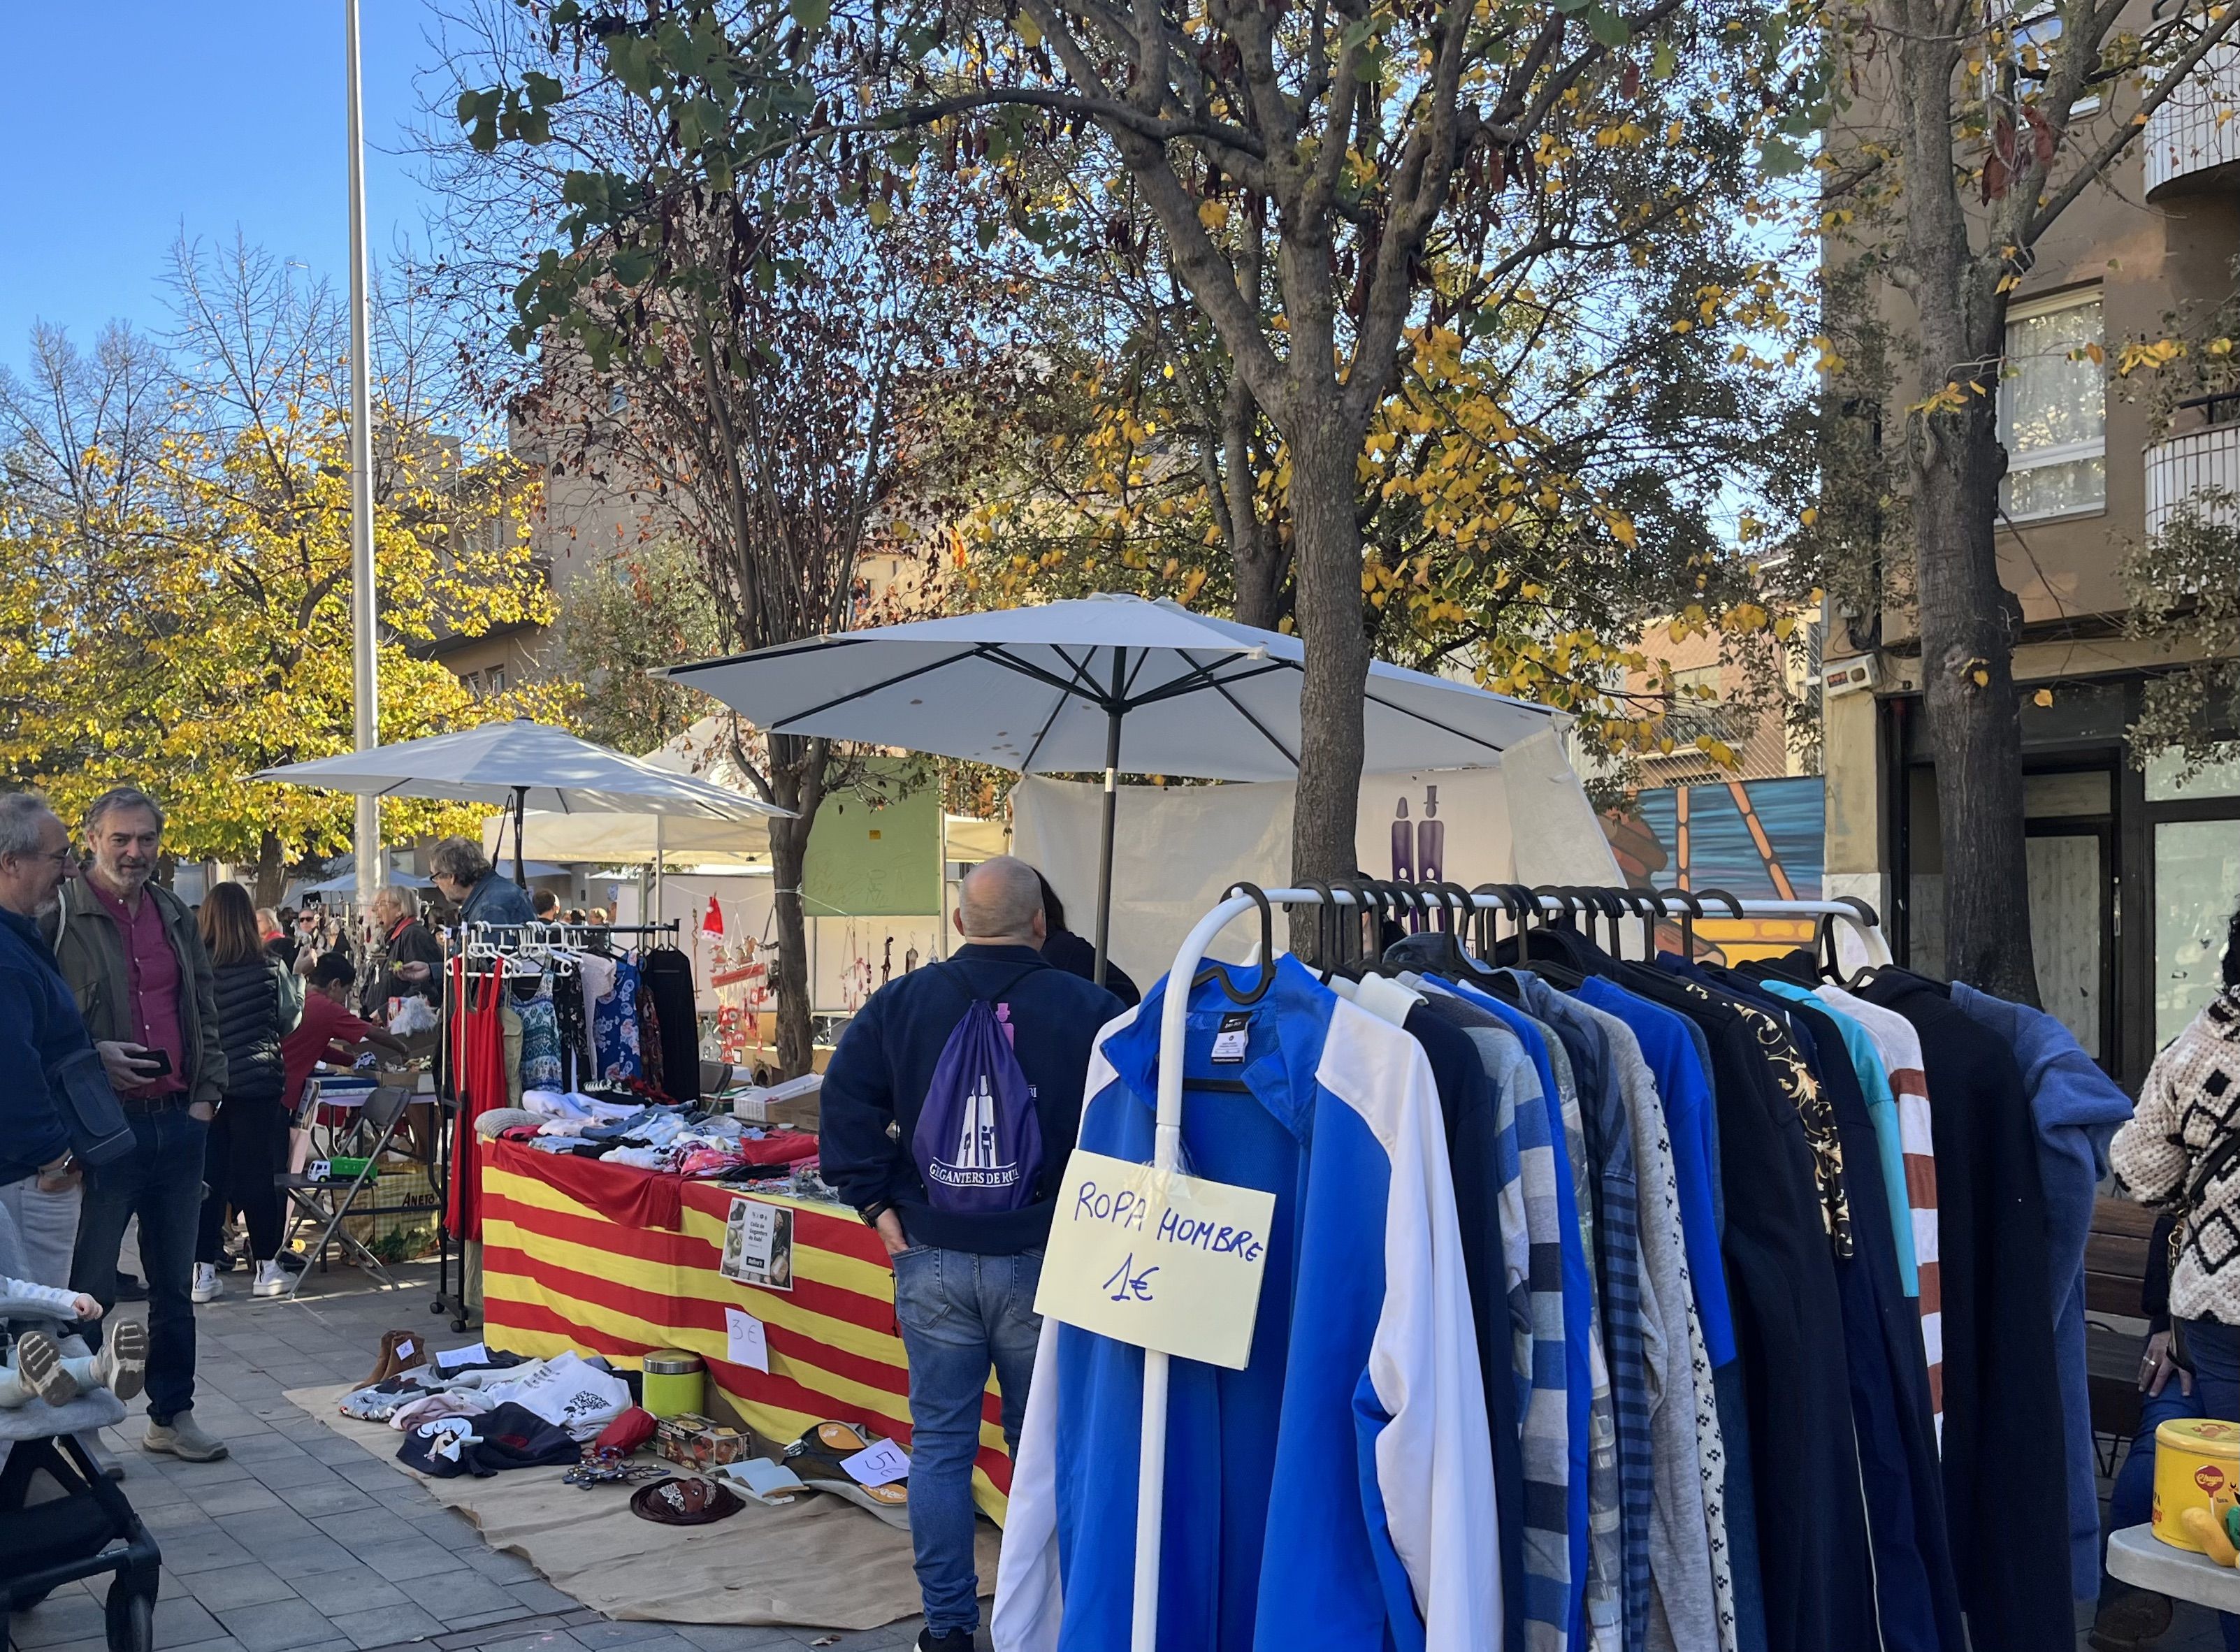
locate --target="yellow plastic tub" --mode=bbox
[2154,1416,2240,1550]
[639,1349,707,1420]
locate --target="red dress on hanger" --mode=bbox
[446,955,511,1241]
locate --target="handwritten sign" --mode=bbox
[1034,1149,1276,1370]
[838,1437,911,1488]
[724,1306,769,1373]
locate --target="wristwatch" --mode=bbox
[858,1199,894,1229]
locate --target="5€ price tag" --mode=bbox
[1034,1149,1276,1370]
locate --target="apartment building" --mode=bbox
[1822,53,2240,1082]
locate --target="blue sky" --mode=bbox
[0,2,449,371]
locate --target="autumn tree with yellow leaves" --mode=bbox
[467,0,1824,931]
[0,240,554,901]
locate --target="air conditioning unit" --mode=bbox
[1823,654,1882,697]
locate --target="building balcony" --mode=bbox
[2144,395,2240,539]
[2144,45,2240,198]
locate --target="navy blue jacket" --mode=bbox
[0,906,87,1185]
[819,943,1123,1254]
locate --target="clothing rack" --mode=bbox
[429,920,685,1329]
[1123,881,1893,1652]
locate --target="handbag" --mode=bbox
[46,1045,136,1168]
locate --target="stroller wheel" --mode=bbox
[105,1577,154,1652]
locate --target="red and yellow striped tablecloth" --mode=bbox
[479,1138,1013,1520]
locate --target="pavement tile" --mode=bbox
[463,1549,542,1585]
[468,1632,585,1652]
[8,1591,107,1648]
[506,1582,580,1616]
[672,1631,807,1652]
[151,1593,231,1646]
[180,1563,302,1612]
[570,1623,686,1649]
[155,1526,256,1576]
[331,1601,451,1649]
[193,1479,289,1516]
[317,1507,424,1546]
[254,1529,368,1577]
[288,1565,414,1617]
[354,1533,475,1581]
[246,1455,342,1490]
[215,1597,347,1652]
[273,1478,380,1517]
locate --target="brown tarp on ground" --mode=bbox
[286,1385,998,1628]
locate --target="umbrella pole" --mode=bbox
[511,786,528,887]
[1092,654,1125,988]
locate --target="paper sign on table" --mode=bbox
[724,1306,770,1373]
[434,1342,486,1370]
[838,1437,911,1487]
[1034,1148,1276,1370]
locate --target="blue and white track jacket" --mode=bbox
[993,956,1499,1652]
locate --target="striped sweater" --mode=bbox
[1817,983,1944,1440]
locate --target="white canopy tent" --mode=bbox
[256,720,790,885]
[664,594,1566,980]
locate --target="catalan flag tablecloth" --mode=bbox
[479,1138,1013,1520]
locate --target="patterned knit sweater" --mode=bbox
[2111,985,2240,1324]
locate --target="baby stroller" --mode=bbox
[0,1206,159,1651]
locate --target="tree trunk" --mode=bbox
[254,828,287,908]
[765,732,830,1078]
[1911,361,2041,1003]
[1223,379,1288,630]
[1285,400,1371,952]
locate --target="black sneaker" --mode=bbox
[914,1631,974,1652]
[114,1273,148,1303]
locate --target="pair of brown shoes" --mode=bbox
[360,1329,431,1389]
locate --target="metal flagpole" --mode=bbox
[345,0,382,911]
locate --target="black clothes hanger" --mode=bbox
[1296,879,1339,980]
[1388,881,1475,979]
[1192,883,1278,1005]
[1617,888,1663,962]
[1665,889,1705,960]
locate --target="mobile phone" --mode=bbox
[138,1048,173,1077]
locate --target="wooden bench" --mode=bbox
[2087,1196,2161,1469]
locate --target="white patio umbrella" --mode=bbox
[256,721,793,886]
[663,594,1563,980]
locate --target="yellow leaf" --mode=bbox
[2032,687,2053,707]
[1971,668,1990,686]
[1197,198,1229,230]
[1017,8,1043,46]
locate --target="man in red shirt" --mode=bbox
[282,956,407,1110]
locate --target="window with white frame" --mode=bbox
[2000,289,2105,521]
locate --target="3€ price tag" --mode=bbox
[723,1307,769,1373]
[1034,1149,1276,1370]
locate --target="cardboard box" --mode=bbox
[654,1412,750,1470]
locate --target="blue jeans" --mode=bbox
[2106,1318,2240,1649]
[71,1106,208,1424]
[891,1244,1042,1637]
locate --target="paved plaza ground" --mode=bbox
[4,1255,931,1652]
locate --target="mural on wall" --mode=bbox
[1600,776,1826,962]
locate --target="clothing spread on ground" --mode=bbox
[990,932,2115,1652]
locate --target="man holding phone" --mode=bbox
[44,785,229,1464]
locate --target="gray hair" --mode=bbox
[373,884,419,920]
[84,785,166,838]
[958,855,1044,939]
[429,836,493,887]
[0,791,62,862]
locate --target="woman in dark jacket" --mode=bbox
[194,883,301,1302]
[1032,871,1141,1008]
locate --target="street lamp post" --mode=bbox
[345,0,382,911]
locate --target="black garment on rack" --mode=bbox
[1617,963,1877,1652]
[642,948,699,1103]
[1854,973,2069,1652]
[1719,975,1965,1652]
[1399,997,1525,1652]
[551,968,587,1093]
